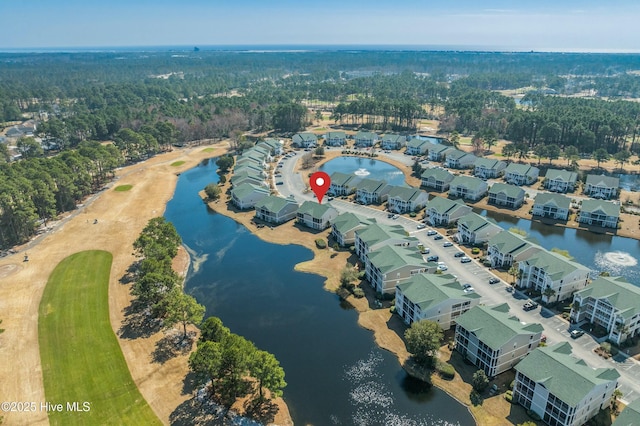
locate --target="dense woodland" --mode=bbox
[3,49,640,248]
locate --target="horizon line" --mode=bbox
[1,44,640,55]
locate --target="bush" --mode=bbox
[504,393,513,403]
[389,305,396,313]
[471,248,480,255]
[315,239,327,249]
[600,342,612,354]
[472,369,489,392]
[435,360,455,380]
[409,212,417,217]
[509,380,515,390]
[352,287,365,298]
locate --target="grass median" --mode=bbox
[38,250,160,425]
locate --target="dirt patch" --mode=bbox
[0,141,291,426]
[0,263,21,279]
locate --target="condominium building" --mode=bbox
[514,343,619,426]
[570,276,640,345]
[455,304,544,377]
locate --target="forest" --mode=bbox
[2,49,640,249]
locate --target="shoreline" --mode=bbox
[201,193,504,425]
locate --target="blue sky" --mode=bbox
[2,0,640,51]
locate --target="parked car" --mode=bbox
[506,286,514,293]
[570,329,584,339]
[460,256,471,263]
[454,252,465,258]
[419,247,430,254]
[437,264,448,271]
[276,181,284,185]
[417,223,426,229]
[464,287,475,293]
[443,241,453,247]
[433,235,443,240]
[523,301,539,311]
[392,214,400,220]
[426,255,439,262]
[462,283,473,290]
[426,230,437,236]
[489,277,500,284]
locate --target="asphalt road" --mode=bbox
[276,149,640,402]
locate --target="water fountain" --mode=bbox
[602,251,638,267]
[354,168,370,176]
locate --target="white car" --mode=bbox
[417,223,426,229]
[437,263,448,271]
[443,241,453,247]
[460,256,471,263]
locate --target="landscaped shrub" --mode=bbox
[600,342,612,354]
[471,248,480,255]
[352,287,365,298]
[504,392,513,403]
[409,212,417,217]
[315,239,327,249]
[509,380,514,390]
[435,360,455,380]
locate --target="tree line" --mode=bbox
[131,218,286,417]
[0,141,122,248]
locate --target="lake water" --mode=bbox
[480,209,640,286]
[319,156,407,187]
[165,159,474,426]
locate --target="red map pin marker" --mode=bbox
[310,171,331,204]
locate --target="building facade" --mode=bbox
[455,304,544,377]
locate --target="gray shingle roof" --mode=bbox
[505,163,539,176]
[580,199,620,217]
[475,158,506,170]
[488,231,541,255]
[515,342,620,407]
[575,276,640,320]
[231,183,269,200]
[367,245,426,273]
[544,168,578,183]
[534,192,571,209]
[489,183,525,198]
[586,174,620,188]
[397,274,480,311]
[456,304,543,350]
[450,175,487,191]
[332,212,375,234]
[421,168,454,182]
[255,195,298,213]
[457,212,499,233]
[357,223,417,246]
[425,196,469,214]
[387,185,427,202]
[356,178,389,193]
[521,250,590,281]
[330,171,360,187]
[297,200,337,219]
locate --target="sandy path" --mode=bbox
[0,143,239,425]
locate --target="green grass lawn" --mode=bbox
[201,147,215,153]
[38,251,160,426]
[170,160,186,166]
[114,184,133,192]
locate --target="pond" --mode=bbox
[319,156,407,186]
[164,159,474,426]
